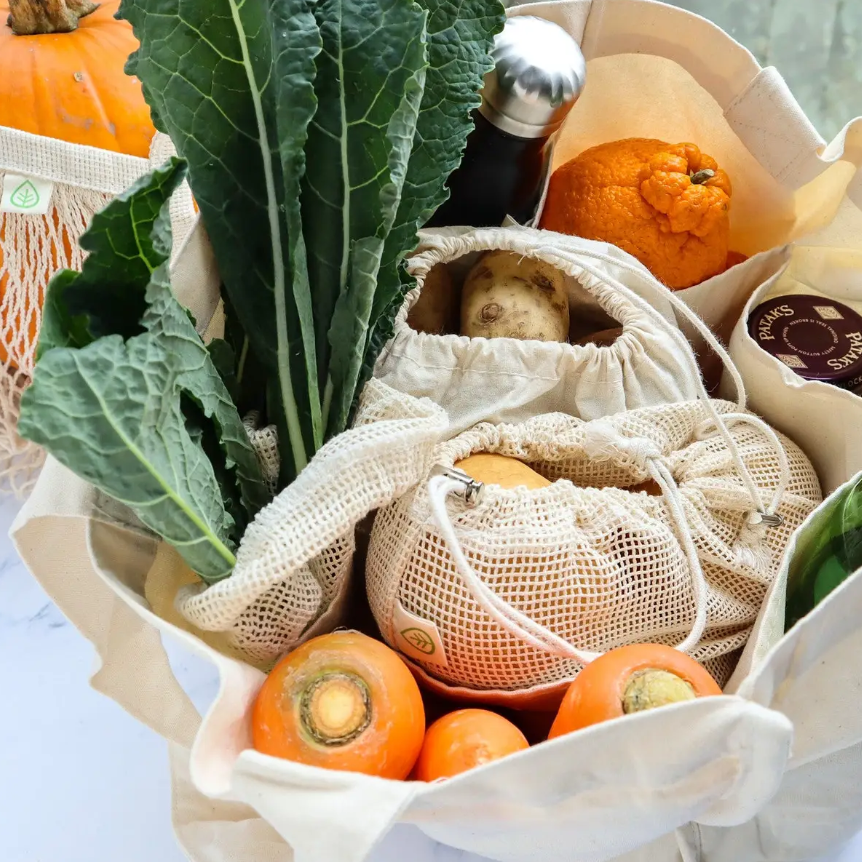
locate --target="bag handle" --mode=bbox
[511,0,827,189]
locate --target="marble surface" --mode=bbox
[2,484,862,862]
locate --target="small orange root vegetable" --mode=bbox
[549,643,722,738]
[413,709,530,781]
[252,631,425,780]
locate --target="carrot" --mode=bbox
[252,631,425,780]
[413,709,529,781]
[549,643,722,738]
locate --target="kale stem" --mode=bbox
[322,376,334,438]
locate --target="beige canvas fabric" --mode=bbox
[375,225,705,435]
[11,452,843,862]
[0,129,196,495]
[724,248,862,495]
[367,400,820,701]
[11,1,862,861]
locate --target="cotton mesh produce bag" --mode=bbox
[367,394,821,702]
[0,128,195,494]
[174,380,449,666]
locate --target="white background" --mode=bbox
[1,489,860,862]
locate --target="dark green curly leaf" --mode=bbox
[20,162,269,584]
[119,0,320,480]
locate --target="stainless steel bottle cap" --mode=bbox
[479,15,587,140]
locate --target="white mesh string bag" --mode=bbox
[0,128,195,495]
[176,381,449,666]
[367,398,821,701]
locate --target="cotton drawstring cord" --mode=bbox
[555,249,788,525]
[425,243,793,664]
[428,474,603,665]
[428,420,712,664]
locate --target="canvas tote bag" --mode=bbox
[12,2,862,862]
[520,0,862,385]
[7,300,858,862]
[0,129,196,495]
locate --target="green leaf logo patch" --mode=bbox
[10,180,40,210]
[400,627,436,655]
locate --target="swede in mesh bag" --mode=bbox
[367,373,821,701]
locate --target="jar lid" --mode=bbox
[479,16,587,140]
[748,295,862,386]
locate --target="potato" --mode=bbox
[460,251,569,341]
[407,263,457,335]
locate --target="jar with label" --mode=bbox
[748,294,862,394]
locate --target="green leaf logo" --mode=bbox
[400,627,435,655]
[10,180,40,210]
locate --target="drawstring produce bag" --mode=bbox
[367,383,821,702]
[375,225,704,435]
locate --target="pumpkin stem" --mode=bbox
[690,169,716,185]
[7,0,99,35]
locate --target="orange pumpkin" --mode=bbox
[1,0,154,154]
[540,139,732,290]
[0,0,156,368]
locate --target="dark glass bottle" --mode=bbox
[427,111,552,229]
[785,475,862,630]
[426,15,586,230]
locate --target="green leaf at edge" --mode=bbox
[20,163,269,584]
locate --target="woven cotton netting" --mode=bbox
[177,381,448,666]
[0,187,113,494]
[177,418,353,666]
[367,400,821,694]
